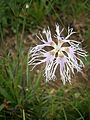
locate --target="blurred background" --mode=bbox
[0,0,90,120]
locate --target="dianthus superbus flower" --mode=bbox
[28,24,87,84]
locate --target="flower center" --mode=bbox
[55,45,60,51]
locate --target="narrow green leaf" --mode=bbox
[0,86,11,100]
[0,104,4,111]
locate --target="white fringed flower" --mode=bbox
[28,24,87,84]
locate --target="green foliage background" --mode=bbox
[0,0,90,120]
